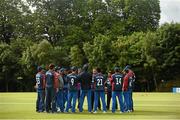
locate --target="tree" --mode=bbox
[83,34,113,72]
[142,32,160,91]
[0,43,16,91]
[123,0,160,34]
[0,0,31,44]
[70,45,84,67]
[157,23,180,80]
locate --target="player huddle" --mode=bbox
[35,64,135,114]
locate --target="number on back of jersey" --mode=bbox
[97,79,103,86]
[115,77,121,85]
[71,78,74,86]
[129,77,134,87]
[36,76,40,85]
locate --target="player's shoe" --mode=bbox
[88,111,93,113]
[120,111,126,114]
[93,111,97,114]
[103,111,107,113]
[57,108,61,112]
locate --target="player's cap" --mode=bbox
[83,63,89,71]
[108,70,113,74]
[114,67,120,71]
[71,66,77,71]
[49,63,55,69]
[63,68,68,71]
[60,68,65,72]
[55,66,60,71]
[37,66,43,71]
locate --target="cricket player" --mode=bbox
[123,65,135,112]
[65,66,79,113]
[78,64,92,113]
[111,67,125,113]
[35,66,45,112]
[105,71,117,110]
[56,68,64,112]
[92,68,107,113]
[45,64,56,113]
[62,68,69,110]
[91,68,101,111]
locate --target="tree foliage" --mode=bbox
[1,0,179,92]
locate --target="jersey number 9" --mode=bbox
[71,78,74,86]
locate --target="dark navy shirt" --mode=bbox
[67,73,79,91]
[36,72,45,91]
[93,73,106,91]
[111,73,123,91]
[45,70,54,88]
[78,71,92,90]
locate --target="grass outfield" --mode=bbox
[0,93,180,120]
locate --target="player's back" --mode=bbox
[112,73,123,91]
[78,71,92,90]
[67,73,79,91]
[36,72,45,90]
[63,74,68,89]
[54,71,60,89]
[106,77,112,91]
[127,70,135,89]
[93,73,105,91]
[45,70,54,88]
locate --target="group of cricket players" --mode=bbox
[35,63,135,114]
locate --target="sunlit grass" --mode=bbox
[0,92,180,120]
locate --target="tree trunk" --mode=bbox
[5,71,9,92]
[6,82,9,92]
[152,67,158,92]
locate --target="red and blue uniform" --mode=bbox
[92,73,107,112]
[123,70,135,112]
[65,73,79,113]
[36,72,45,112]
[78,66,92,113]
[45,70,57,113]
[56,74,64,112]
[62,73,69,110]
[111,73,125,113]
[105,76,118,110]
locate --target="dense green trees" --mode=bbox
[0,0,179,92]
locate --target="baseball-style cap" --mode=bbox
[71,66,77,71]
[83,64,89,71]
[114,67,120,71]
[37,66,43,71]
[60,68,65,72]
[49,63,55,69]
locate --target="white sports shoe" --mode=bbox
[93,111,97,114]
[57,108,61,112]
[103,111,107,113]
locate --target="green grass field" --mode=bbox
[0,92,180,120]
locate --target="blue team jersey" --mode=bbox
[45,70,54,88]
[63,74,68,89]
[93,73,106,91]
[106,78,112,91]
[128,75,135,90]
[112,73,123,91]
[36,73,44,90]
[67,73,79,91]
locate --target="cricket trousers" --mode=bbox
[79,90,92,112]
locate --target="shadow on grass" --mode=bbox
[39,110,178,116]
